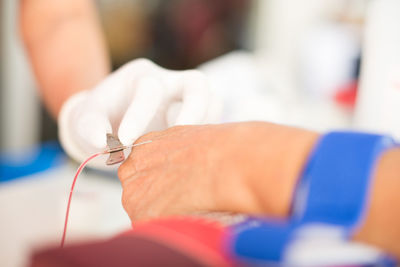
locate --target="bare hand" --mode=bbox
[118,122,317,222]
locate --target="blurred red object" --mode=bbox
[334,80,358,109]
[31,217,233,267]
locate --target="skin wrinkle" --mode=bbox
[118,161,137,184]
[123,126,219,221]
[124,173,157,221]
[126,150,194,220]
[121,140,164,179]
[155,168,190,217]
[121,167,148,189]
[202,144,220,212]
[190,154,214,212]
[159,175,189,216]
[205,143,220,210]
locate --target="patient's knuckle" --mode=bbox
[118,158,140,181]
[121,190,130,208]
[118,163,130,181]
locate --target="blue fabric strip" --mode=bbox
[232,218,293,262]
[293,132,396,230]
[0,142,66,183]
[231,131,397,264]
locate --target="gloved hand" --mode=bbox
[58,58,221,168]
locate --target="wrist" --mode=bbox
[214,122,319,217]
[247,122,319,218]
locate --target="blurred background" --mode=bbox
[1,0,369,152]
[2,0,400,266]
[1,0,254,152]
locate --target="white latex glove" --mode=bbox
[59,58,221,168]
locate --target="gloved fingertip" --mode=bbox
[118,130,138,147]
[77,113,112,149]
[88,131,109,149]
[166,102,182,126]
[117,122,135,146]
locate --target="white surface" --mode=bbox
[285,224,384,266]
[355,0,400,141]
[0,163,131,267]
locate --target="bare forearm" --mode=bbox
[20,0,110,118]
[233,124,400,257]
[216,122,319,217]
[354,148,400,258]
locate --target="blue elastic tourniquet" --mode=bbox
[293,132,396,229]
[231,131,397,263]
[232,218,293,262]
